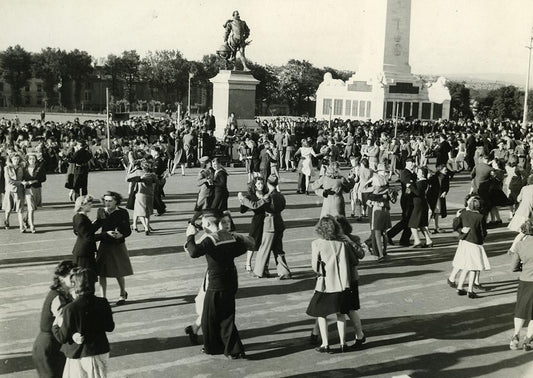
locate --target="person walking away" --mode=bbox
[306,216,359,353]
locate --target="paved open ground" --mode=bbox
[1,165,533,377]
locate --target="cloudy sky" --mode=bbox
[1,0,532,78]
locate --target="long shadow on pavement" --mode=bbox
[284,345,532,378]
[1,302,518,374]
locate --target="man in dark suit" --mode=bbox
[470,154,493,214]
[387,158,416,246]
[465,130,477,170]
[151,147,167,216]
[435,134,452,167]
[206,109,216,132]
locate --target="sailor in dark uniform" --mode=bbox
[185,210,248,359]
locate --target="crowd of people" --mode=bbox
[3,111,533,375]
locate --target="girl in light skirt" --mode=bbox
[448,196,491,298]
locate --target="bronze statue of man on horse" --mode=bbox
[217,11,251,71]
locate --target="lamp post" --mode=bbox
[523,27,533,127]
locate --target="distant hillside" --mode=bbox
[420,73,525,91]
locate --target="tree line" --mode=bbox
[0,44,531,120]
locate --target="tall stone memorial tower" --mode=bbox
[316,0,450,122]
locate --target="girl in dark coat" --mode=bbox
[52,268,115,377]
[32,260,76,378]
[408,167,433,248]
[487,159,509,225]
[72,195,100,272]
[238,176,268,272]
[94,191,133,305]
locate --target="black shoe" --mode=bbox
[185,325,199,345]
[309,333,319,345]
[457,289,467,296]
[339,344,348,353]
[447,279,457,288]
[201,347,210,355]
[399,241,412,247]
[315,345,331,353]
[116,291,128,305]
[353,335,366,349]
[468,291,478,299]
[228,352,246,360]
[524,337,532,351]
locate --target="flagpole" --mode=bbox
[523,27,533,127]
[188,72,192,116]
[106,87,110,150]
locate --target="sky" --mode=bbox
[1,0,532,79]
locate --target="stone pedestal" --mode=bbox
[209,70,260,139]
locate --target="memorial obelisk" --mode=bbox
[315,0,450,121]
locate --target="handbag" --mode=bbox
[126,182,137,210]
[315,253,326,291]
